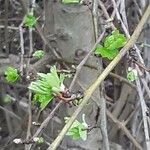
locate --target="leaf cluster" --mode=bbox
[28,66,65,110]
[127,69,137,82]
[65,114,88,141]
[95,30,126,60]
[5,67,19,83]
[33,50,45,59]
[24,12,36,28]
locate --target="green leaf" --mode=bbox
[5,67,19,83]
[65,114,88,141]
[104,30,126,50]
[33,93,53,110]
[36,137,44,144]
[62,0,80,4]
[33,137,44,144]
[95,30,126,60]
[24,13,36,28]
[127,70,137,82]
[95,44,118,60]
[79,125,87,141]
[28,65,65,110]
[33,50,45,59]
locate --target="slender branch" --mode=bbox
[25,0,36,142]
[100,95,110,150]
[106,111,142,150]
[47,5,150,150]
[109,72,137,90]
[0,105,21,121]
[26,101,62,150]
[111,0,150,82]
[19,22,25,76]
[99,1,116,30]
[137,67,150,99]
[69,30,106,91]
[0,25,19,30]
[136,68,150,149]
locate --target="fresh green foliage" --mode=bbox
[62,0,80,4]
[33,93,53,111]
[5,67,19,83]
[65,114,88,141]
[33,50,45,59]
[24,12,36,28]
[95,44,119,60]
[95,30,126,60]
[28,66,65,110]
[127,69,137,82]
[33,137,44,144]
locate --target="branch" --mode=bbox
[47,5,150,150]
[26,101,62,150]
[136,68,150,149]
[69,30,106,91]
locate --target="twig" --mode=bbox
[26,0,36,145]
[69,30,106,91]
[47,5,150,150]
[0,25,19,30]
[134,60,150,72]
[4,0,9,56]
[19,0,63,60]
[26,101,62,150]
[93,0,98,39]
[136,70,150,149]
[100,92,110,150]
[106,111,142,150]
[137,67,150,99]
[111,0,150,82]
[119,0,129,30]
[98,1,116,30]
[19,22,24,76]
[109,72,137,90]
[0,105,21,121]
[93,1,110,149]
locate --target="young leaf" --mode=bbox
[28,65,65,110]
[65,114,88,141]
[62,0,80,4]
[127,68,137,82]
[24,12,36,28]
[33,93,53,110]
[95,30,126,60]
[104,30,126,50]
[5,67,19,83]
[95,44,118,60]
[33,50,45,59]
[33,137,44,144]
